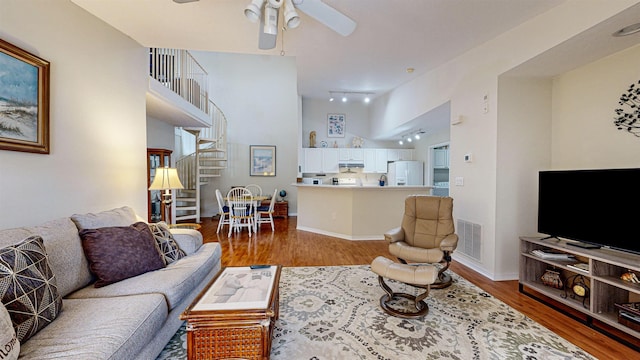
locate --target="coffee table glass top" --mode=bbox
[193,266,278,311]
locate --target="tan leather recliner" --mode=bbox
[384,195,458,288]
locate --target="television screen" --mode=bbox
[538,168,640,255]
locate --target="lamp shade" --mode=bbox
[149,167,184,190]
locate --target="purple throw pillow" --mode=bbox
[79,222,165,288]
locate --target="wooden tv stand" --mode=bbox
[520,236,640,350]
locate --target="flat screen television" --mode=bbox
[538,168,640,255]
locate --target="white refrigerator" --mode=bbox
[387,161,423,186]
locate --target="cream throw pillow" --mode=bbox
[0,302,19,360]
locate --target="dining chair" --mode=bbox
[215,189,230,234]
[256,188,277,232]
[227,187,254,236]
[245,184,262,196]
[245,183,263,207]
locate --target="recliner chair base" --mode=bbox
[378,277,430,318]
[371,256,437,319]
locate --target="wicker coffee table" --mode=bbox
[180,265,281,360]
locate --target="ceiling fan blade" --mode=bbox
[294,0,356,36]
[258,9,277,50]
[173,0,199,3]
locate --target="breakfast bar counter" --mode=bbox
[294,184,432,240]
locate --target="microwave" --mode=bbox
[302,178,323,185]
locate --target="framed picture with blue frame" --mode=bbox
[250,145,276,176]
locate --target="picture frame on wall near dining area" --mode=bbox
[250,145,276,177]
[327,113,345,138]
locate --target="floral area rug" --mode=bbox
[157,265,596,360]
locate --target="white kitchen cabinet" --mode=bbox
[322,148,339,173]
[363,148,390,173]
[363,149,376,173]
[388,149,414,161]
[339,148,364,161]
[375,149,389,172]
[434,148,449,168]
[303,148,323,173]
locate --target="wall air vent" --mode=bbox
[457,219,482,261]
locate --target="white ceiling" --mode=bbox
[71,0,565,100]
[70,0,640,138]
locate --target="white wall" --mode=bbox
[551,44,640,168]
[147,116,177,161]
[368,0,639,280]
[191,51,299,217]
[301,98,396,149]
[494,77,552,279]
[0,0,148,229]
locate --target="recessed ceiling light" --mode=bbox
[406,67,415,73]
[613,22,640,37]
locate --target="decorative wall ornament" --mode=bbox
[614,80,640,137]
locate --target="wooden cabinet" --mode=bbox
[520,236,640,347]
[274,201,288,218]
[147,148,172,223]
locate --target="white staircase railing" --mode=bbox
[175,100,228,223]
[149,48,208,114]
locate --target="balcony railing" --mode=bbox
[149,48,209,114]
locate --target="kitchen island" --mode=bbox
[294,184,432,240]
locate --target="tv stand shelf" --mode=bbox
[520,236,640,350]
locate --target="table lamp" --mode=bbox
[148,167,184,223]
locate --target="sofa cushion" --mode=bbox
[18,294,167,360]
[79,222,165,288]
[68,242,221,310]
[0,235,63,342]
[0,302,19,360]
[170,228,204,255]
[70,206,137,230]
[149,222,186,265]
[31,217,94,297]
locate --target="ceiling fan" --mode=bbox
[173,0,357,50]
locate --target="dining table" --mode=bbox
[225,195,268,232]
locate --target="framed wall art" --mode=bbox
[250,145,276,176]
[327,113,345,138]
[0,39,50,154]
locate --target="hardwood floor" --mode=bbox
[199,216,639,359]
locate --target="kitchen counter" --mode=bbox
[294,184,432,240]
[295,184,431,190]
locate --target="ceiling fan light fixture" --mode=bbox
[263,4,279,35]
[244,0,266,23]
[283,0,300,29]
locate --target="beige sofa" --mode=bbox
[0,206,221,359]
